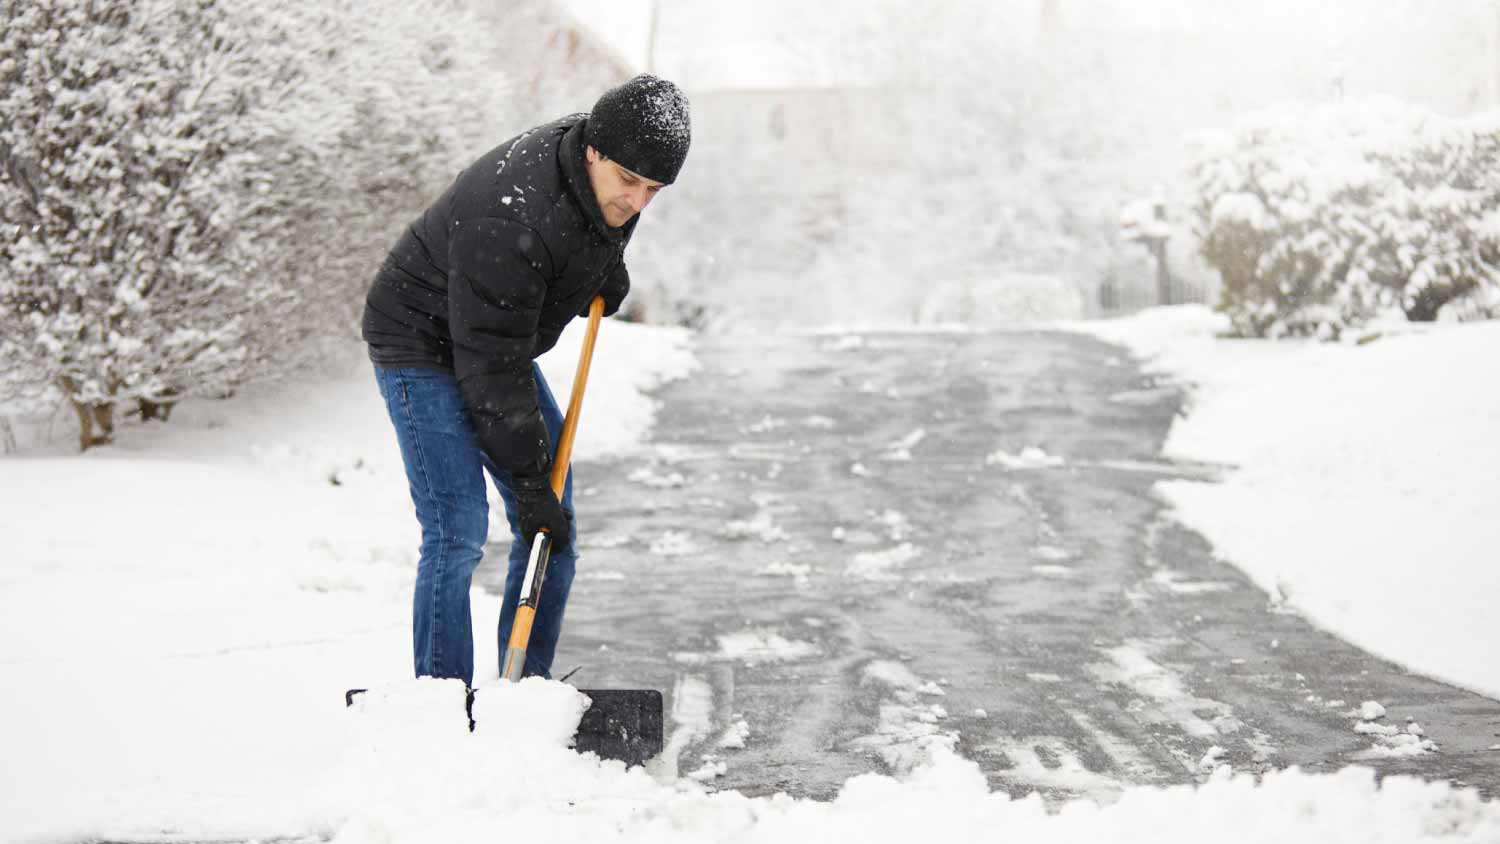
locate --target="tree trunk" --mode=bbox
[138,397,177,422]
[1405,278,1476,323]
[59,376,115,452]
[92,403,114,444]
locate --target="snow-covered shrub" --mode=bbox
[0,0,502,448]
[0,0,300,445]
[1188,98,1500,338]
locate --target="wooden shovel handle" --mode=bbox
[549,296,605,501]
[503,295,606,681]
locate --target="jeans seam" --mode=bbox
[396,371,450,676]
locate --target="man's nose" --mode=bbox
[625,185,649,211]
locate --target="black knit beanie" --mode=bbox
[586,75,691,185]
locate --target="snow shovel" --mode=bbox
[501,295,663,766]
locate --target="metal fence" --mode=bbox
[1093,274,1212,317]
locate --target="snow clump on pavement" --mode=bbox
[986,446,1067,469]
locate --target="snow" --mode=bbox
[1068,306,1500,699]
[6,309,1500,841]
[674,629,820,666]
[628,464,688,487]
[338,680,1500,842]
[986,445,1067,469]
[759,561,813,582]
[881,427,927,460]
[1032,564,1076,578]
[0,320,691,842]
[648,529,700,556]
[722,505,791,543]
[1186,98,1500,336]
[845,543,923,581]
[718,718,752,750]
[1091,643,1245,741]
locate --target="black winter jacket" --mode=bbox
[362,116,633,479]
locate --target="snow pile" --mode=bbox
[323,678,1500,844]
[333,679,593,822]
[1070,306,1500,698]
[537,319,698,460]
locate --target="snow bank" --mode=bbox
[1068,306,1500,699]
[538,318,699,460]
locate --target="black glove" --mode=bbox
[511,471,572,551]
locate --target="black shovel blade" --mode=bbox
[574,688,663,767]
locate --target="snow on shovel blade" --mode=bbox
[573,688,662,767]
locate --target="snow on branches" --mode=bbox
[0,0,292,445]
[1187,97,1500,339]
[0,0,505,449]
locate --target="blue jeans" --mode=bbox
[373,364,577,685]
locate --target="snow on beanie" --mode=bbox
[586,75,691,185]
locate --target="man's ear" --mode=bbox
[585,145,602,165]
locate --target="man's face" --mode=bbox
[585,145,666,228]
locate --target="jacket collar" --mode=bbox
[560,118,636,244]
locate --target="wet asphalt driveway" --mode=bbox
[480,327,1500,802]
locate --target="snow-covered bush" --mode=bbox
[0,0,502,449]
[0,0,300,446]
[1188,98,1500,338]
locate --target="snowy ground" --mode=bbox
[4,314,1500,843]
[1067,306,1500,701]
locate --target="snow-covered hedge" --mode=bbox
[1187,98,1500,338]
[0,0,501,448]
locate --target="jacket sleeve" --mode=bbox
[447,216,554,479]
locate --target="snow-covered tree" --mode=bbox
[0,0,307,447]
[0,0,506,449]
[1188,98,1500,338]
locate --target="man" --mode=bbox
[362,75,691,685]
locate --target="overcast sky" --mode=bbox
[556,0,1491,107]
